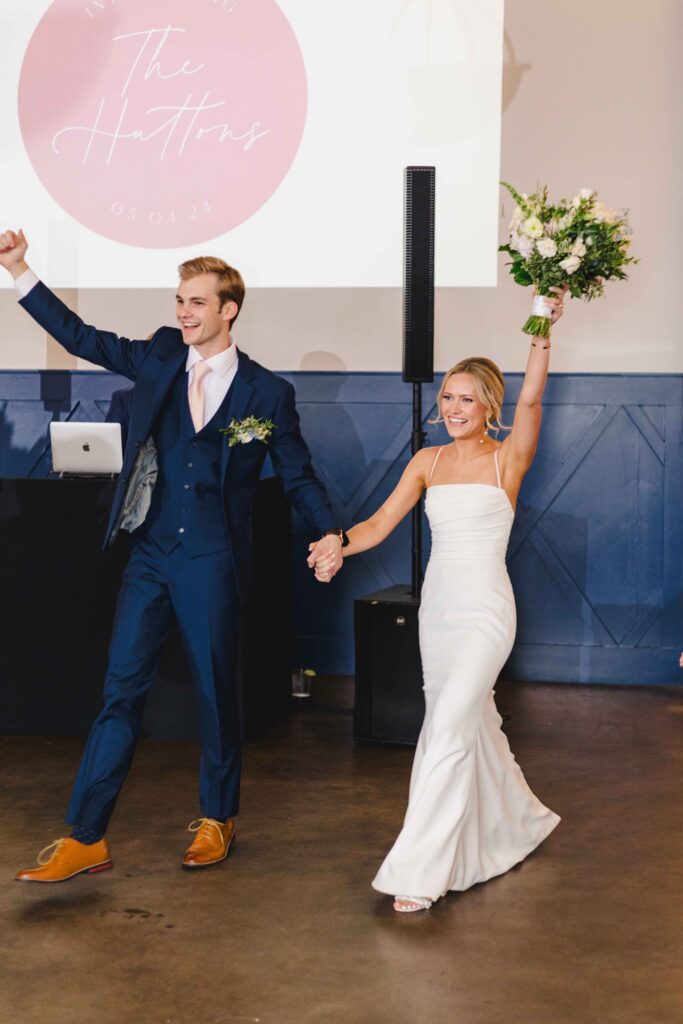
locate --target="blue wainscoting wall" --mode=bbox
[0,369,681,685]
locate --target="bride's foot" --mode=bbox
[393,895,434,913]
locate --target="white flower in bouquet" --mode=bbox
[591,201,618,224]
[572,187,595,207]
[512,233,534,259]
[545,217,561,236]
[559,254,582,274]
[499,180,637,337]
[536,237,557,259]
[523,216,544,239]
[510,206,524,228]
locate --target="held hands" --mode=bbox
[307,534,343,584]
[0,229,29,275]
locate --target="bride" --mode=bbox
[310,289,566,912]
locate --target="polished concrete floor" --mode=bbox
[1,680,682,1024]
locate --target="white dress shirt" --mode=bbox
[14,269,239,428]
[13,267,39,298]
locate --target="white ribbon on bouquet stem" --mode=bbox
[531,295,553,318]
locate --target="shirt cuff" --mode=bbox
[13,268,40,299]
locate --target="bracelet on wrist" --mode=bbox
[322,528,350,548]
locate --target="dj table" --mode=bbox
[0,476,293,741]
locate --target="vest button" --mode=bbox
[187,462,194,468]
[178,527,185,534]
[184,484,190,490]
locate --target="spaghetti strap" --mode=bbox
[493,447,502,489]
[428,446,445,485]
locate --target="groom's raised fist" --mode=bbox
[0,229,29,273]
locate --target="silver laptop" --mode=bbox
[50,422,123,475]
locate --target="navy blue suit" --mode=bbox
[21,282,337,832]
[105,386,133,449]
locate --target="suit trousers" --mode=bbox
[66,538,242,834]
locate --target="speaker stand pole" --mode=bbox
[411,381,426,598]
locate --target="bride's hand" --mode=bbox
[532,285,568,325]
[548,285,568,324]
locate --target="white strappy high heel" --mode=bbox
[393,892,447,913]
[393,895,434,913]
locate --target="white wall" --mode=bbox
[1,0,681,374]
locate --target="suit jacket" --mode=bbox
[105,386,134,449]
[21,282,337,600]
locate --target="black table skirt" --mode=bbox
[0,477,293,741]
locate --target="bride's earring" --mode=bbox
[480,417,491,444]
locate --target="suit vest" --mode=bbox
[140,367,232,556]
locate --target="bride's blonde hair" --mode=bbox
[430,357,509,435]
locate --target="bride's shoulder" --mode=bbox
[406,445,442,484]
[414,445,442,468]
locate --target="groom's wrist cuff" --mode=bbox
[14,268,40,298]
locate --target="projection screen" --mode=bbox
[1,0,504,289]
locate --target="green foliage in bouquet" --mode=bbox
[499,181,637,337]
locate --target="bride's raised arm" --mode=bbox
[502,286,566,475]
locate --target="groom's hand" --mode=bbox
[307,535,343,584]
[0,229,29,277]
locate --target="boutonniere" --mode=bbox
[220,416,275,447]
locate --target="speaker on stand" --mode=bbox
[353,167,435,745]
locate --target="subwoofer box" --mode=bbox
[353,585,425,746]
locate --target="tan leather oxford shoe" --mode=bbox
[182,817,235,869]
[15,837,112,883]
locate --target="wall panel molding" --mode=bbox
[0,370,680,685]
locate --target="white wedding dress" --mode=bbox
[372,447,560,900]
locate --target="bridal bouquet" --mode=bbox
[499,181,636,337]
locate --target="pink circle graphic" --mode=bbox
[19,0,307,248]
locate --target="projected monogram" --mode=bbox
[18,0,307,248]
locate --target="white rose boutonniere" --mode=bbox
[221,416,275,447]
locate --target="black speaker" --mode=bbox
[353,586,425,745]
[402,166,435,384]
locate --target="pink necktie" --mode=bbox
[188,360,212,432]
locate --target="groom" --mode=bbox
[0,229,346,882]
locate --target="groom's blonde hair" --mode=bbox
[431,357,508,434]
[178,256,245,328]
